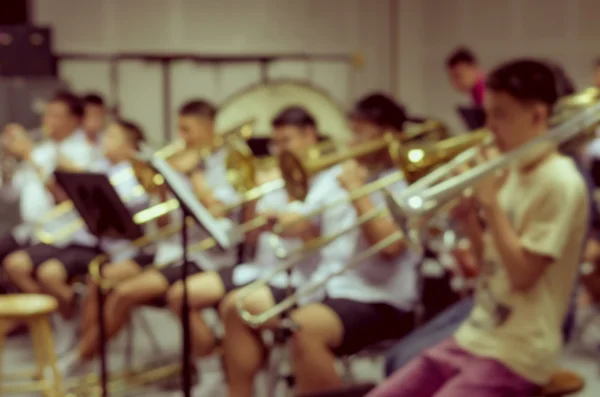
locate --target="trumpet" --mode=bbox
[384,87,600,251]
[279,119,448,201]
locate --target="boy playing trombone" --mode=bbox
[222,94,422,397]
[368,60,589,397]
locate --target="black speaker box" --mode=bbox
[0,25,56,77]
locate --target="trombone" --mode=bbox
[384,87,600,251]
[34,120,257,245]
[272,128,490,239]
[234,131,492,327]
[87,141,341,286]
[279,119,449,201]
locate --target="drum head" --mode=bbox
[215,80,350,142]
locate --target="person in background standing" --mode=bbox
[446,47,486,107]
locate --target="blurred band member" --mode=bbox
[59,99,240,374]
[82,93,108,143]
[1,91,96,294]
[164,106,321,358]
[34,120,148,319]
[221,95,420,397]
[384,60,588,375]
[368,60,588,397]
[446,47,486,107]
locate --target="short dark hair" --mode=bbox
[115,119,145,149]
[50,90,85,118]
[348,93,407,130]
[82,93,105,107]
[272,106,317,129]
[178,100,217,120]
[546,62,576,98]
[446,47,478,68]
[486,59,559,109]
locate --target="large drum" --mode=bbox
[215,80,350,143]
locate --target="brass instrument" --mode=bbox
[88,140,342,288]
[279,120,448,200]
[272,128,488,237]
[384,87,600,252]
[132,119,255,195]
[35,167,145,244]
[35,120,257,245]
[235,131,491,327]
[74,81,351,396]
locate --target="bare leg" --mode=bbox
[2,250,41,293]
[79,260,143,342]
[36,259,75,318]
[289,304,345,395]
[166,271,227,357]
[220,286,276,397]
[78,269,170,360]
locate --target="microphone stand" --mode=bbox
[180,207,192,397]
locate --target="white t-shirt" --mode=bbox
[232,166,353,299]
[455,154,588,385]
[324,169,421,311]
[11,129,96,243]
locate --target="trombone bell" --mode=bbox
[392,129,491,184]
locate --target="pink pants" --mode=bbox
[367,338,539,397]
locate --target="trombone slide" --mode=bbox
[273,171,404,236]
[239,228,404,328]
[236,207,389,328]
[386,99,600,250]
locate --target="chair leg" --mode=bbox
[29,318,48,383]
[35,317,64,397]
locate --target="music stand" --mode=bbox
[457,106,486,130]
[140,145,235,397]
[54,171,144,397]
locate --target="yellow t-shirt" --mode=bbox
[454,153,589,385]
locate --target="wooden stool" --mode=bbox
[538,369,584,396]
[0,294,63,397]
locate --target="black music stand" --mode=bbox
[54,171,144,397]
[140,146,235,397]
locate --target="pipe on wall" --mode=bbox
[56,52,357,143]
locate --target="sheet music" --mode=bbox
[146,148,234,250]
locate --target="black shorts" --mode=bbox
[322,298,415,356]
[27,243,102,280]
[158,262,204,286]
[0,234,23,264]
[131,252,155,268]
[217,266,238,294]
[268,286,295,305]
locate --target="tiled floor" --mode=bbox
[1,307,600,397]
